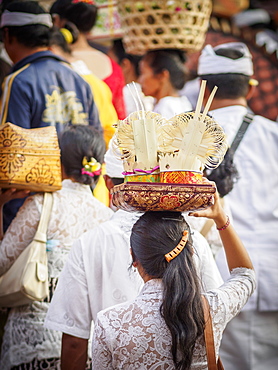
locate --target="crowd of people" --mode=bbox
[0,0,277,369]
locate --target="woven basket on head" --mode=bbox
[117,0,212,55]
[0,123,62,192]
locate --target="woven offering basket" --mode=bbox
[0,123,62,192]
[117,0,212,55]
[111,182,216,212]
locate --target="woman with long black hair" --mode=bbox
[91,189,255,369]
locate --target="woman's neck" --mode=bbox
[136,261,154,283]
[70,33,91,51]
[155,83,179,102]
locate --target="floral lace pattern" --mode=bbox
[0,179,113,369]
[91,268,256,370]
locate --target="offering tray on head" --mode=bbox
[111,80,227,213]
[111,181,216,213]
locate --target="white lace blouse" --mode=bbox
[91,268,256,370]
[0,179,113,369]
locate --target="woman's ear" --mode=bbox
[159,69,170,82]
[130,248,138,267]
[103,174,114,191]
[52,14,64,28]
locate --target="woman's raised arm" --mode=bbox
[189,183,253,272]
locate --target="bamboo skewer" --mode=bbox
[179,80,208,169]
[201,86,218,120]
[194,80,206,120]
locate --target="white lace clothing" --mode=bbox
[44,210,223,341]
[91,268,256,370]
[153,95,192,119]
[0,179,113,369]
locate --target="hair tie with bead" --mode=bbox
[60,28,74,44]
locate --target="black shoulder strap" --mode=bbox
[230,112,254,153]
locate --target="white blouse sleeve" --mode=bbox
[91,315,113,370]
[0,194,42,276]
[205,267,256,354]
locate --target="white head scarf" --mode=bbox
[198,42,254,76]
[1,10,53,28]
[104,141,124,179]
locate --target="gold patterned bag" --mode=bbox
[0,192,53,307]
[0,123,62,192]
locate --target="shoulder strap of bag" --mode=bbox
[203,296,224,370]
[33,193,53,243]
[230,112,254,153]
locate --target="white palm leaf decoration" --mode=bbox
[111,110,165,172]
[158,81,228,172]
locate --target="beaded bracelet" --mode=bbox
[216,215,230,231]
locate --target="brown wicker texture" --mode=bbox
[117,0,212,55]
[0,123,62,192]
[111,182,216,212]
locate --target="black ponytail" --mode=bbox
[131,211,205,369]
[50,0,98,33]
[59,125,105,186]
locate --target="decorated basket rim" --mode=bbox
[111,181,216,212]
[111,181,216,191]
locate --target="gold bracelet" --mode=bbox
[216,215,230,231]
